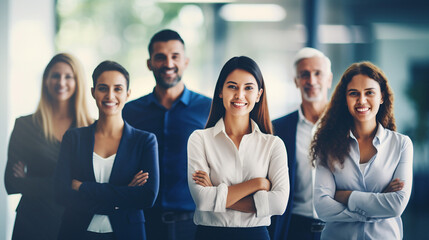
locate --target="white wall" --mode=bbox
[1,0,55,239]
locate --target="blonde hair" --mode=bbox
[34,53,92,141]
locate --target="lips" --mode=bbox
[161,67,178,76]
[54,87,68,94]
[103,102,117,107]
[356,107,370,113]
[232,102,247,107]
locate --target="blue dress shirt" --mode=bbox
[123,86,211,211]
[314,123,413,240]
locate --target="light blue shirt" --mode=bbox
[314,123,413,240]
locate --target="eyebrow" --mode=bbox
[97,83,125,87]
[347,87,376,92]
[226,81,256,85]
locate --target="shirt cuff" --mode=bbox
[214,183,228,212]
[253,190,269,218]
[347,191,367,217]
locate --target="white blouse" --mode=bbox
[187,118,289,227]
[87,152,116,233]
[314,124,413,239]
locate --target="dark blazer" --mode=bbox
[5,114,64,240]
[54,121,159,240]
[268,111,299,240]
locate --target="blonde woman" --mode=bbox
[5,53,92,240]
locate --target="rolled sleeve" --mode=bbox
[253,190,269,217]
[214,183,228,212]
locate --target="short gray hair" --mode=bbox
[293,47,332,76]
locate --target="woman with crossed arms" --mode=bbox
[54,61,159,240]
[187,56,289,240]
[310,62,413,239]
[5,53,92,240]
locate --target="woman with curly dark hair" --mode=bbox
[310,61,413,239]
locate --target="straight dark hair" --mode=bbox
[92,60,130,90]
[205,56,273,134]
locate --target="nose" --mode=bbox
[358,93,367,104]
[107,88,115,99]
[308,73,317,85]
[59,76,67,86]
[165,57,174,68]
[235,88,245,99]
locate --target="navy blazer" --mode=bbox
[54,121,159,240]
[268,111,299,240]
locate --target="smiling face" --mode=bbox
[346,74,383,125]
[295,56,332,103]
[219,69,263,119]
[46,62,76,103]
[92,71,130,117]
[147,40,189,89]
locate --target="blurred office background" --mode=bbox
[1,0,428,239]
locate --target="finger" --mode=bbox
[137,179,147,186]
[133,172,149,181]
[135,175,149,184]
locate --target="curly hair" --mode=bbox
[310,61,396,170]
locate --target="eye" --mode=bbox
[154,55,166,61]
[51,73,61,79]
[245,86,254,90]
[97,86,107,91]
[299,72,310,79]
[227,85,237,89]
[115,87,123,92]
[348,91,358,96]
[65,75,74,80]
[366,90,375,95]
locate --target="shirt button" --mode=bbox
[114,206,119,210]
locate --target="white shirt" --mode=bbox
[187,118,289,227]
[314,124,413,240]
[87,152,116,233]
[292,107,317,218]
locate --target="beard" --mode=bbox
[302,85,324,102]
[153,66,182,89]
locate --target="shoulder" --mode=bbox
[14,114,36,127]
[272,110,299,126]
[383,129,413,149]
[63,124,93,140]
[124,94,151,110]
[126,122,157,143]
[187,90,212,105]
[188,128,213,143]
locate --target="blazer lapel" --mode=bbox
[82,122,97,182]
[108,121,132,184]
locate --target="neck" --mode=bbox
[154,82,185,109]
[352,120,377,140]
[52,100,72,119]
[301,99,328,124]
[223,113,251,138]
[96,114,124,136]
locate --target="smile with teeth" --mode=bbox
[356,107,370,113]
[232,102,247,107]
[103,102,117,107]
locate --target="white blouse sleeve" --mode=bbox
[347,136,413,218]
[314,162,377,222]
[187,131,228,213]
[253,137,289,218]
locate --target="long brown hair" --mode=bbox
[310,61,396,170]
[34,53,92,141]
[205,56,272,134]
